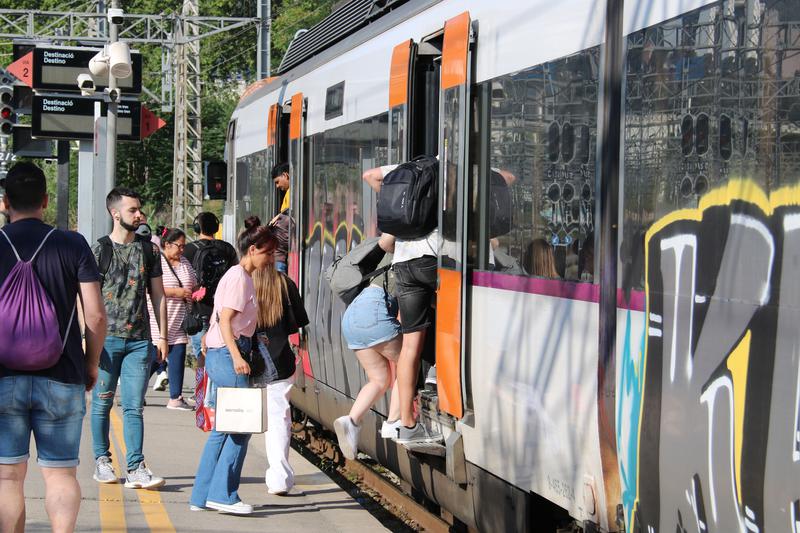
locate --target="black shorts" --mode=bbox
[393,255,437,334]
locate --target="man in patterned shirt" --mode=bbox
[90,187,169,489]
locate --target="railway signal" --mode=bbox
[204,161,227,200]
[0,85,14,136]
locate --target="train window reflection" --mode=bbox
[477,48,599,282]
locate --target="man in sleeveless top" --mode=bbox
[0,162,107,532]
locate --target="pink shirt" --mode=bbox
[205,265,257,348]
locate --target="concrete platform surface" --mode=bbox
[17,369,389,533]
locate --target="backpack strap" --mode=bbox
[360,264,391,284]
[0,229,21,262]
[61,303,77,350]
[0,227,56,263]
[97,236,114,285]
[136,235,156,279]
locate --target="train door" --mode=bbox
[436,12,473,419]
[286,92,305,287]
[223,118,237,243]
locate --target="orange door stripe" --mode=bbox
[267,103,278,147]
[389,39,412,108]
[289,92,304,140]
[441,12,470,90]
[436,268,464,419]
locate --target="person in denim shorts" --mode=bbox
[335,234,404,459]
[363,165,441,445]
[0,162,108,533]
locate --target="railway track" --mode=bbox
[290,414,456,533]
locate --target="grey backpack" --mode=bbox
[325,237,389,304]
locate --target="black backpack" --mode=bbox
[377,155,439,239]
[488,170,512,238]
[97,234,157,287]
[191,240,233,304]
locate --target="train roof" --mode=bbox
[277,0,412,74]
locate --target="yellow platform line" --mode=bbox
[98,417,127,532]
[110,408,176,533]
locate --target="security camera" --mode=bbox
[77,73,95,96]
[108,42,132,79]
[89,48,109,78]
[108,8,124,25]
[105,87,120,102]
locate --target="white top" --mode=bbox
[379,164,440,265]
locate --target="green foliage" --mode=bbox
[271,0,334,70]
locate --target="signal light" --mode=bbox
[0,85,14,137]
[205,161,227,200]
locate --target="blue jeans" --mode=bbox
[149,343,188,400]
[275,260,287,274]
[190,340,252,507]
[0,376,85,467]
[91,336,153,471]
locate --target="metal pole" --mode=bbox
[105,0,119,192]
[56,140,69,229]
[257,0,270,78]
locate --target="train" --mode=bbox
[221,0,800,531]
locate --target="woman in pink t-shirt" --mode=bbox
[190,216,277,515]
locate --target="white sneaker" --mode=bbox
[333,415,360,460]
[189,505,207,511]
[380,419,402,439]
[166,397,193,411]
[153,371,168,391]
[394,423,442,445]
[206,500,253,515]
[124,461,165,489]
[93,456,118,484]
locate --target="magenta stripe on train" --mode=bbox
[471,271,646,312]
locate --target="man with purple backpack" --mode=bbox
[0,162,108,533]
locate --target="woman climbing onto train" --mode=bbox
[251,260,309,495]
[189,216,277,515]
[334,233,403,459]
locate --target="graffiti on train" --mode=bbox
[618,180,800,533]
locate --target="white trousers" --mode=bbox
[264,374,294,492]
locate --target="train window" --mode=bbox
[325,81,344,120]
[475,46,600,282]
[620,2,798,293]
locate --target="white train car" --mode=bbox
[225,0,800,530]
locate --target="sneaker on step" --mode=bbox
[424,365,437,392]
[153,371,168,391]
[93,456,118,484]
[166,397,193,411]
[124,461,165,489]
[380,419,402,439]
[394,423,442,445]
[206,500,253,515]
[333,415,360,460]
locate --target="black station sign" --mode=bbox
[32,46,142,94]
[31,94,141,141]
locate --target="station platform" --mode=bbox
[18,369,390,533]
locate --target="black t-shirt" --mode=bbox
[0,218,101,384]
[183,238,238,317]
[254,274,309,381]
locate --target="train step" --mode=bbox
[400,440,446,456]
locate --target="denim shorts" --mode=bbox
[341,286,401,350]
[393,255,438,333]
[0,375,86,467]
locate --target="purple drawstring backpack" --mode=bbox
[0,228,75,371]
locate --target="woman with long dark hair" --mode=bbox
[189,217,277,515]
[251,262,309,495]
[146,227,197,410]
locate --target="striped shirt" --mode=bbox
[147,255,197,345]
